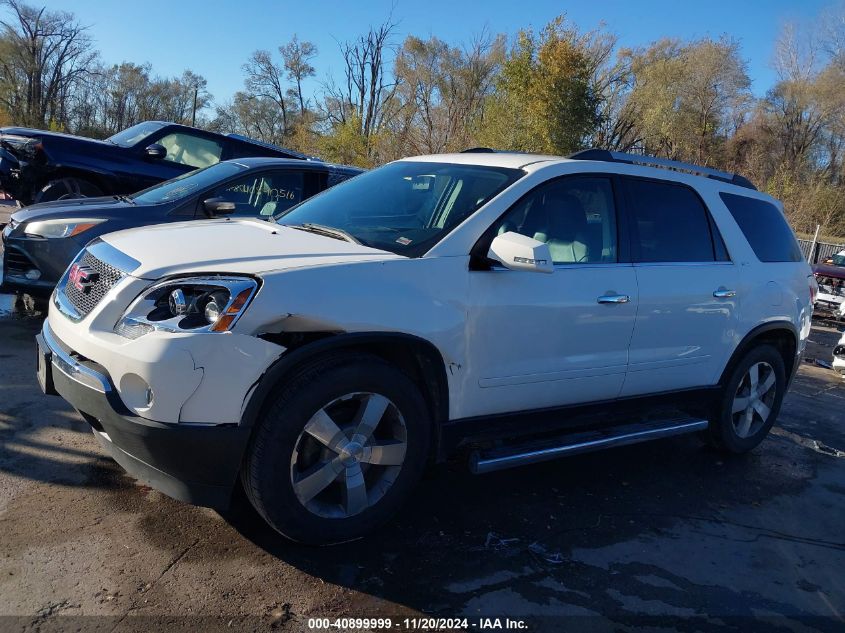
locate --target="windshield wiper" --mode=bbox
[113,194,136,205]
[286,223,361,244]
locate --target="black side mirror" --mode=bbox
[202,197,236,217]
[144,143,167,159]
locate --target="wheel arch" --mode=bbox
[241,331,450,443]
[719,321,799,387]
[37,165,113,195]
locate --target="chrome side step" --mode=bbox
[470,418,709,474]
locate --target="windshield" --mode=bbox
[276,161,522,256]
[832,252,845,266]
[107,122,165,147]
[132,162,243,204]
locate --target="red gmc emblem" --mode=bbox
[68,263,99,293]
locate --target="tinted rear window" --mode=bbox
[626,178,716,262]
[719,193,802,263]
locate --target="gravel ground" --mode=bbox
[0,293,843,632]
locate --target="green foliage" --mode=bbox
[623,36,751,164]
[478,16,598,154]
[317,116,374,168]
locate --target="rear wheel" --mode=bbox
[709,344,786,453]
[34,177,103,203]
[241,353,430,544]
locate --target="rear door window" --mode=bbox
[625,178,717,263]
[719,192,802,262]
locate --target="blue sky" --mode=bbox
[41,0,831,109]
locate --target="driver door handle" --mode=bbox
[597,294,630,304]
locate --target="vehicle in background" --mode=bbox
[36,149,814,544]
[822,249,845,266]
[833,331,845,378]
[812,263,845,319]
[0,121,309,206]
[1,158,362,296]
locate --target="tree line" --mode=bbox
[2,0,845,237]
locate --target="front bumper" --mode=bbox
[37,321,251,508]
[1,233,86,296]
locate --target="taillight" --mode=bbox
[809,275,818,304]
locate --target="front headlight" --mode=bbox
[1,134,41,158]
[24,218,107,239]
[114,276,260,339]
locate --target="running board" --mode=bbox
[470,418,709,474]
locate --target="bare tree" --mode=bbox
[773,21,819,82]
[281,35,317,114]
[393,31,504,155]
[243,49,290,134]
[324,18,399,144]
[0,0,96,127]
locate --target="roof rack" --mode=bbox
[461,147,498,153]
[567,149,756,190]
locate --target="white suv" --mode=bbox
[37,150,816,544]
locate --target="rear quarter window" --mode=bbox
[719,193,802,263]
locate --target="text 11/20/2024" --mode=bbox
[307,617,530,630]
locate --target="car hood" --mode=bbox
[100,218,402,279]
[12,196,133,222]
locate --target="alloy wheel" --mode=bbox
[731,361,777,438]
[290,392,408,519]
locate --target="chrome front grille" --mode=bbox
[59,250,124,318]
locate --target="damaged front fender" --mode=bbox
[0,134,52,202]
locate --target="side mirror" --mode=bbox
[144,144,167,159]
[202,197,236,217]
[487,231,553,274]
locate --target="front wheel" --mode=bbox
[34,177,103,203]
[241,353,431,544]
[708,344,786,453]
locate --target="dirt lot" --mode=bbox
[0,292,843,632]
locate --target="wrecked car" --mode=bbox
[813,264,845,319]
[0,121,308,206]
[36,149,814,544]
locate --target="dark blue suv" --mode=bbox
[0,121,308,205]
[1,158,362,297]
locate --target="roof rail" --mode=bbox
[567,149,757,190]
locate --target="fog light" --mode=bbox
[25,268,41,280]
[120,373,153,410]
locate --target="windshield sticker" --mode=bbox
[161,183,199,200]
[396,236,412,246]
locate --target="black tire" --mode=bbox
[708,344,786,453]
[34,177,103,203]
[241,352,431,544]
